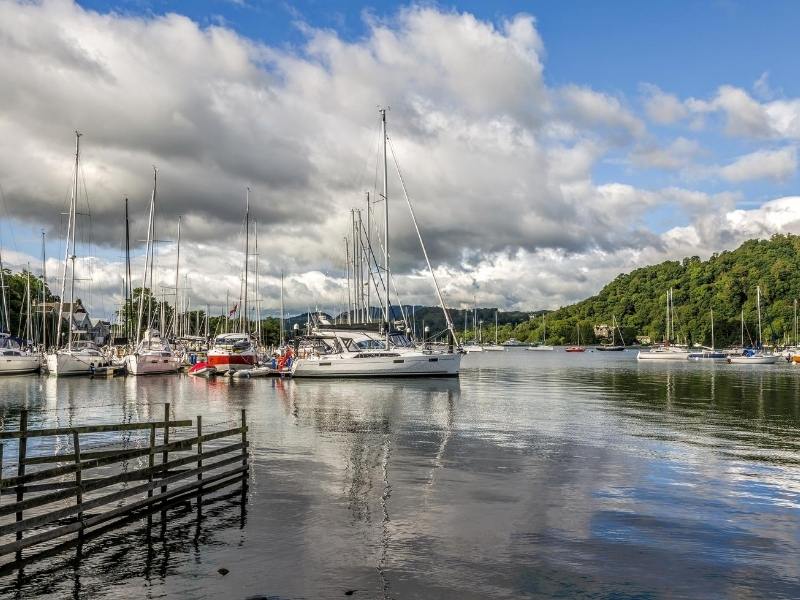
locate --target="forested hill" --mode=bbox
[507,234,800,347]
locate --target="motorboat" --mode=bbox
[208,332,258,372]
[124,329,181,375]
[527,344,554,351]
[688,350,727,361]
[188,361,217,378]
[0,333,41,375]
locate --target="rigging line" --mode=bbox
[0,182,19,253]
[386,135,457,343]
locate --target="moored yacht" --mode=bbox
[46,340,110,376]
[292,326,460,377]
[124,329,181,375]
[208,332,258,372]
[637,288,689,361]
[0,333,41,375]
[728,288,778,365]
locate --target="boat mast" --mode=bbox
[241,188,250,335]
[173,216,181,339]
[381,108,390,346]
[0,249,7,333]
[741,308,744,348]
[710,309,715,350]
[41,231,47,349]
[344,237,352,325]
[280,270,285,346]
[495,310,498,345]
[62,131,81,352]
[794,298,797,347]
[135,167,157,347]
[124,199,131,342]
[365,192,371,322]
[756,285,763,348]
[25,267,32,343]
[254,220,261,346]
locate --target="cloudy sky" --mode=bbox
[1,0,800,318]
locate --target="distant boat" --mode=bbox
[483,310,505,351]
[565,323,585,352]
[728,288,778,365]
[595,315,625,351]
[502,338,523,347]
[637,288,689,361]
[527,314,554,351]
[688,309,726,361]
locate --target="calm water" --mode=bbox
[0,349,799,599]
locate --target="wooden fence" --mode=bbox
[0,403,248,561]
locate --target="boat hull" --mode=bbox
[527,346,554,351]
[688,352,727,361]
[207,351,257,372]
[0,355,41,375]
[292,352,461,378]
[596,345,625,351]
[124,353,181,375]
[637,350,690,361]
[728,355,779,364]
[45,351,109,376]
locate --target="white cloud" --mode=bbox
[559,85,645,140]
[641,83,688,125]
[631,137,701,170]
[719,148,797,183]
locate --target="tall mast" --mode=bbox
[254,220,261,346]
[58,131,81,352]
[124,198,131,342]
[280,270,285,346]
[135,167,157,347]
[756,285,763,347]
[173,216,181,338]
[495,309,498,345]
[241,188,250,334]
[0,249,7,333]
[741,308,744,348]
[366,192,371,322]
[381,108,390,345]
[357,209,364,323]
[344,237,352,324]
[794,298,797,347]
[41,231,47,348]
[25,267,32,343]
[711,308,715,350]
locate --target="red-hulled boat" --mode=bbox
[565,346,586,353]
[207,333,257,372]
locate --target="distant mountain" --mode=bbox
[507,234,800,347]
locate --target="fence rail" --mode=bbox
[0,404,249,560]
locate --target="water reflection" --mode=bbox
[0,352,797,598]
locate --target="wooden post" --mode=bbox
[241,409,248,488]
[73,430,83,534]
[16,409,27,543]
[147,423,155,527]
[161,403,170,496]
[196,416,202,485]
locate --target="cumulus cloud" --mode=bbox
[0,1,796,316]
[640,83,688,125]
[719,148,797,182]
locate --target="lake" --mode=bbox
[0,348,798,599]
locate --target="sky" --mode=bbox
[1,0,800,319]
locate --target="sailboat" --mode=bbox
[463,299,484,352]
[123,168,181,375]
[565,322,586,352]
[0,260,40,374]
[637,288,689,361]
[527,313,554,350]
[291,110,461,377]
[729,287,778,365]
[45,132,112,376]
[483,310,505,351]
[207,189,258,372]
[688,309,726,361]
[595,315,625,351]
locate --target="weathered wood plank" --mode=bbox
[0,420,193,440]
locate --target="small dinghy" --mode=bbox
[188,361,217,378]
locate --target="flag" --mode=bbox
[229,303,238,317]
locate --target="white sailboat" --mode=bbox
[729,287,778,365]
[292,110,461,378]
[483,310,505,351]
[123,168,181,375]
[45,132,112,376]
[527,313,554,351]
[637,288,689,361]
[0,254,40,375]
[688,309,726,361]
